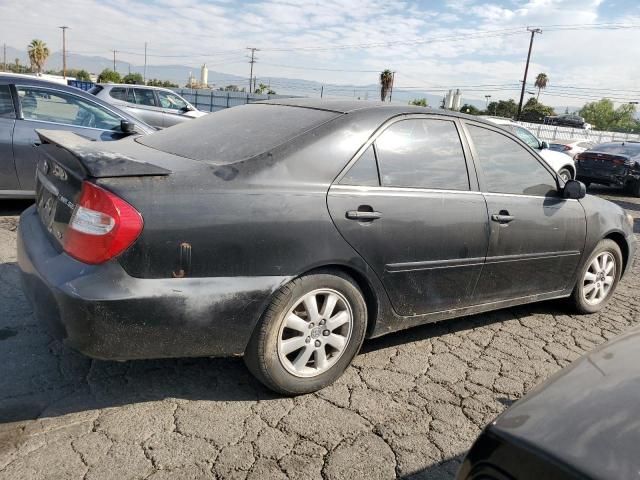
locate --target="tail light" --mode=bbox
[562,145,572,151]
[64,181,143,264]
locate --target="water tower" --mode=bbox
[201,64,208,87]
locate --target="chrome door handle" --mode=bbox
[346,210,382,220]
[491,213,515,224]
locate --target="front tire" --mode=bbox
[558,168,572,183]
[569,239,622,314]
[244,271,367,395]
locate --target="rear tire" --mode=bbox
[569,239,622,314]
[244,271,367,395]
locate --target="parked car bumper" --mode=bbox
[17,205,289,360]
[577,168,638,187]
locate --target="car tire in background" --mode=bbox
[244,271,367,395]
[569,239,622,314]
[558,168,573,182]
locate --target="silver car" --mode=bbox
[89,84,207,129]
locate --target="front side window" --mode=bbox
[467,124,557,197]
[512,126,540,150]
[17,86,122,130]
[132,88,157,107]
[157,91,188,111]
[374,119,469,190]
[0,85,15,118]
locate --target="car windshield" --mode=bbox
[591,143,640,157]
[137,104,341,163]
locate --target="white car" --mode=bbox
[482,117,577,182]
[548,139,596,159]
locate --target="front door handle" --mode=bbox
[491,211,515,224]
[346,210,382,221]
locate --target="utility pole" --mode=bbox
[320,85,324,98]
[59,26,69,78]
[112,49,117,72]
[143,42,147,83]
[2,43,6,72]
[247,47,259,93]
[388,71,396,102]
[485,94,491,109]
[517,27,542,120]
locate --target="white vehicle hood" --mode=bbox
[539,148,573,173]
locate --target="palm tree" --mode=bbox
[380,69,394,102]
[27,39,50,74]
[534,73,548,100]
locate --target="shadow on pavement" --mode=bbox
[400,454,465,479]
[0,200,33,217]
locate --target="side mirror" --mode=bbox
[120,120,136,134]
[540,140,549,150]
[563,179,586,199]
[181,105,194,113]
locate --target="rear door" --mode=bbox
[328,116,490,316]
[13,85,126,192]
[463,122,586,303]
[0,84,19,191]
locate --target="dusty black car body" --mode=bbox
[576,142,640,195]
[458,325,640,480]
[17,100,635,373]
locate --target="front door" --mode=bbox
[328,117,490,316]
[13,85,126,191]
[156,90,190,127]
[464,123,586,303]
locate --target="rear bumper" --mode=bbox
[17,206,289,360]
[577,167,638,186]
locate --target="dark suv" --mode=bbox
[576,142,640,196]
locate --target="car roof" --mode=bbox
[97,83,176,93]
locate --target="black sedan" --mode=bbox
[458,324,640,480]
[0,74,154,199]
[17,100,636,394]
[576,141,640,196]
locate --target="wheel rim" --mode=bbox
[560,170,571,182]
[277,288,353,378]
[583,252,616,305]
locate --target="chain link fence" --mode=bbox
[516,121,640,144]
[172,88,299,113]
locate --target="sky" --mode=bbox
[1,0,640,107]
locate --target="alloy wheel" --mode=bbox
[583,252,616,305]
[277,289,353,378]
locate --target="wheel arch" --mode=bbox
[604,231,630,275]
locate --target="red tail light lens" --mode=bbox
[64,181,143,264]
[563,145,572,151]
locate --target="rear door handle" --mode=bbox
[346,210,382,221]
[491,212,515,224]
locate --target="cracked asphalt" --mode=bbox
[1,187,639,480]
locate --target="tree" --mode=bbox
[97,69,122,83]
[409,98,428,107]
[520,97,555,123]
[222,85,240,92]
[122,73,144,84]
[255,83,269,94]
[485,99,518,118]
[380,69,394,102]
[27,39,50,74]
[534,73,548,100]
[459,104,481,115]
[75,69,91,81]
[580,98,637,132]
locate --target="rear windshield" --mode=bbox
[591,143,640,157]
[137,104,341,163]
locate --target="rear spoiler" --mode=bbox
[36,129,172,178]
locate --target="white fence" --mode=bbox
[516,121,640,144]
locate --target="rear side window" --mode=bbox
[374,119,469,190]
[340,145,379,186]
[109,87,127,101]
[0,85,14,118]
[467,125,557,197]
[138,104,341,163]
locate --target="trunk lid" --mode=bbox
[577,151,628,178]
[34,130,171,248]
